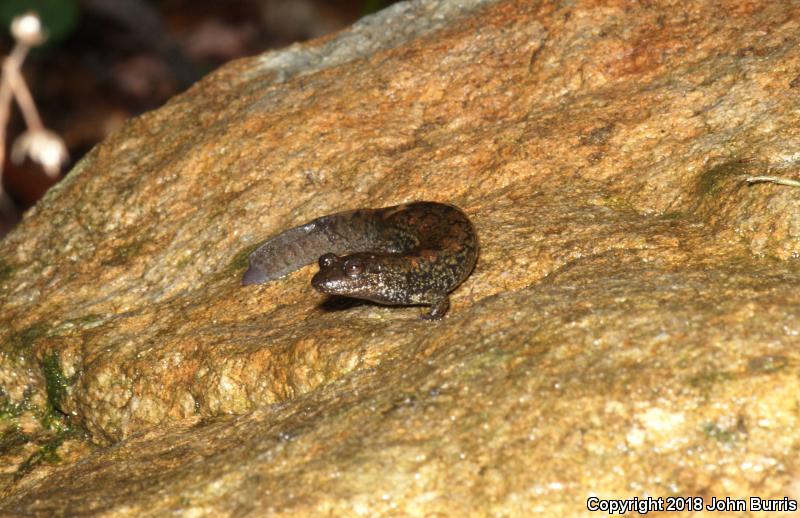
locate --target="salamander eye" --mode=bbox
[344,258,363,278]
[319,253,337,268]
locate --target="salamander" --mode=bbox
[242,201,478,319]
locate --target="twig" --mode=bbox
[744,176,800,188]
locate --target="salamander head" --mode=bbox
[311,252,407,305]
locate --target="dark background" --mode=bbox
[0,0,397,235]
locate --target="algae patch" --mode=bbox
[695,160,749,199]
[0,388,32,420]
[41,352,69,416]
[701,420,743,445]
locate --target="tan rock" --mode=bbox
[2,0,800,515]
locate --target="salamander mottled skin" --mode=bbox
[242,201,478,319]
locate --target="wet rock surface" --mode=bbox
[2,0,800,515]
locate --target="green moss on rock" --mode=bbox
[41,352,68,416]
[0,388,32,420]
[695,160,748,199]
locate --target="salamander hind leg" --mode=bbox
[422,296,450,320]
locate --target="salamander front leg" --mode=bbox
[422,296,450,320]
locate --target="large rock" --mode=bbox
[3,0,800,514]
